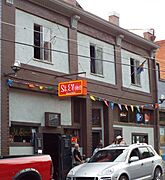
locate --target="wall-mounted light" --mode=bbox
[159,94,165,104]
[71,15,80,30]
[116,34,124,46]
[4,60,21,76]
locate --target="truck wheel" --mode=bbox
[14,170,41,180]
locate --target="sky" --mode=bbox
[76,0,165,41]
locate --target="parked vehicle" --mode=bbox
[66,143,164,180]
[0,154,53,180]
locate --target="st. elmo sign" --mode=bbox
[58,80,87,97]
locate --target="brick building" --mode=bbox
[0,0,159,178]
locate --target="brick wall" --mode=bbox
[156,40,165,79]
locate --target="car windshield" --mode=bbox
[89,149,128,163]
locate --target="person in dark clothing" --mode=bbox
[73,143,83,165]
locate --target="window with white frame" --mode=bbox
[34,24,52,62]
[130,58,141,85]
[90,44,103,75]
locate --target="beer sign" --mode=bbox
[58,80,87,97]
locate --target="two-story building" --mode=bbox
[0,0,159,178]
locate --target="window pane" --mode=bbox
[130,58,135,84]
[44,42,51,61]
[135,60,141,85]
[96,47,103,75]
[10,126,35,143]
[90,45,96,73]
[34,24,41,59]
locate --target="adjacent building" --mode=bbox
[156,40,165,158]
[0,0,159,178]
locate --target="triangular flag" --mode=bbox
[109,101,114,110]
[141,105,144,111]
[136,105,140,112]
[7,79,14,87]
[90,95,96,101]
[39,86,44,90]
[118,104,122,111]
[28,83,35,88]
[104,99,109,107]
[124,104,128,111]
[130,105,134,112]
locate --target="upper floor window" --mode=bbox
[34,24,52,62]
[90,44,103,75]
[130,58,141,85]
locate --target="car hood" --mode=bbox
[73,162,119,176]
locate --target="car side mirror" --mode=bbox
[129,156,139,163]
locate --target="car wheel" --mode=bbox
[119,175,128,180]
[153,167,162,180]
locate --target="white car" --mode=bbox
[66,143,164,180]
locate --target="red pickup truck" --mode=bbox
[0,154,53,180]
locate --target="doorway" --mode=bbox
[43,133,72,180]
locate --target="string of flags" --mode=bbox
[6,79,56,91]
[89,94,159,112]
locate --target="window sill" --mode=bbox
[90,73,104,78]
[131,83,142,88]
[33,58,54,65]
[10,142,33,147]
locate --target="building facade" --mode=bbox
[156,40,165,158]
[0,0,159,177]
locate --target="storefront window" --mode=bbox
[10,125,37,143]
[160,112,165,122]
[160,127,165,144]
[132,133,148,144]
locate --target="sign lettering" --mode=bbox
[58,80,87,97]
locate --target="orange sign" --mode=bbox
[58,80,87,97]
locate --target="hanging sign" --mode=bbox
[58,80,87,97]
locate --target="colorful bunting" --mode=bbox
[124,104,128,111]
[136,105,140,112]
[7,79,14,87]
[28,83,35,88]
[39,86,44,90]
[90,95,96,101]
[104,99,109,107]
[118,104,122,111]
[6,79,55,92]
[109,101,114,110]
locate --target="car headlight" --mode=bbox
[98,168,114,176]
[67,169,76,176]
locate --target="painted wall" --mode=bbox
[9,146,33,155]
[9,91,71,126]
[113,124,154,147]
[15,9,69,73]
[121,49,150,93]
[77,33,116,84]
